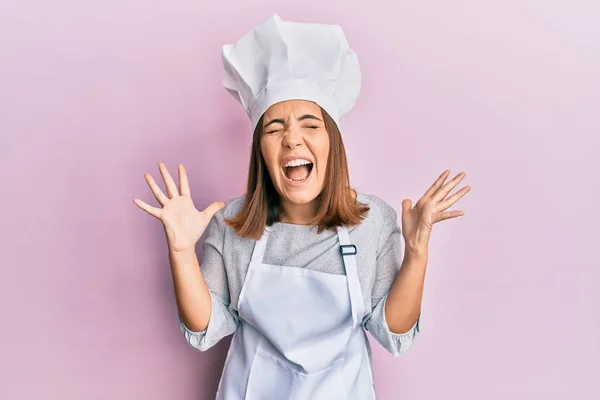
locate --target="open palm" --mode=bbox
[133,162,224,252]
[401,170,470,256]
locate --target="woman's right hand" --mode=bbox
[133,162,225,252]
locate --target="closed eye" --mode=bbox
[265,125,318,133]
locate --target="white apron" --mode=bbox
[215,225,376,399]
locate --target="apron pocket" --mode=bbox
[245,348,346,400]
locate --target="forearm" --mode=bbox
[384,252,428,334]
[169,248,212,332]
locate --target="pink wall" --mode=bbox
[2,1,598,399]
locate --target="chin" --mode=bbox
[276,177,323,206]
[281,189,321,205]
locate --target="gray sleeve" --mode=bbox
[364,206,421,357]
[178,209,239,351]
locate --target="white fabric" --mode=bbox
[221,13,362,130]
[214,226,376,399]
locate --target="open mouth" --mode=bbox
[282,160,314,183]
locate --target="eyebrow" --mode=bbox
[263,114,323,129]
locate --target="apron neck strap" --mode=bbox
[250,227,270,263]
[336,226,364,329]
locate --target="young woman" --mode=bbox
[134,14,470,399]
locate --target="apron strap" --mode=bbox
[337,226,364,330]
[251,228,270,263]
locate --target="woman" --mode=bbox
[134,14,470,399]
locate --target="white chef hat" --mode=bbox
[221,14,361,131]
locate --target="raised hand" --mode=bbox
[133,162,224,252]
[400,170,470,257]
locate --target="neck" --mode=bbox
[280,199,319,225]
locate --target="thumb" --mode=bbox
[401,199,412,214]
[203,201,225,220]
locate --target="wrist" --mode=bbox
[165,232,197,254]
[168,244,197,256]
[404,248,428,264]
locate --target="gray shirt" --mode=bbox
[179,192,420,358]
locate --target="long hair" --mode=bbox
[225,106,369,240]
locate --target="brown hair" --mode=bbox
[225,106,369,240]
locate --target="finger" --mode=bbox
[437,186,471,212]
[178,164,191,197]
[133,198,162,219]
[158,162,179,198]
[145,173,169,206]
[202,201,225,220]
[435,210,465,223]
[420,170,451,202]
[401,199,412,214]
[432,172,466,202]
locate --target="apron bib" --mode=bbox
[215,226,375,399]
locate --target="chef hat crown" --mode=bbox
[221,14,361,131]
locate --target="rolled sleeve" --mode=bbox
[365,203,422,356]
[179,290,239,352]
[178,207,240,351]
[365,292,420,357]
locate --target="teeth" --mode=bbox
[283,159,312,167]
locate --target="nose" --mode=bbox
[282,127,303,149]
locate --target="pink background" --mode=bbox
[1,1,598,399]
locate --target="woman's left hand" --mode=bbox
[401,170,471,258]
